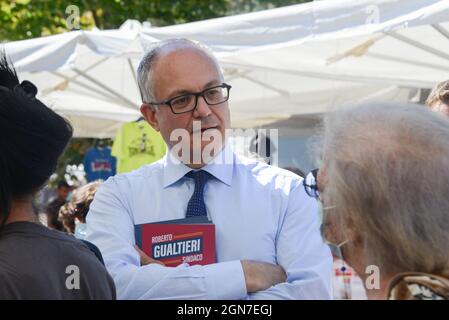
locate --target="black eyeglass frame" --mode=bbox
[303,168,320,198]
[145,83,232,114]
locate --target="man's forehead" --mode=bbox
[152,45,223,97]
[155,45,218,70]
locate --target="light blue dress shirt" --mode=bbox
[86,144,332,300]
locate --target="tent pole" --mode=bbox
[51,71,123,103]
[366,52,449,72]
[225,71,250,82]
[220,61,435,89]
[48,57,119,100]
[49,57,109,92]
[128,58,138,85]
[385,31,449,62]
[432,24,449,41]
[73,68,138,109]
[240,74,290,96]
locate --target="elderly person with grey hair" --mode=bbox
[303,102,449,300]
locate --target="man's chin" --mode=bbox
[187,140,223,164]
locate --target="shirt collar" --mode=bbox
[162,144,234,188]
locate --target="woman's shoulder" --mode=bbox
[0,221,98,263]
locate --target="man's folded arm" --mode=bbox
[86,178,247,300]
[247,181,333,300]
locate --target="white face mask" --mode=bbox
[317,201,349,260]
[74,220,87,240]
[317,201,325,225]
[327,239,349,261]
[317,201,336,235]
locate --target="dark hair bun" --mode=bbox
[14,80,38,99]
[0,50,73,225]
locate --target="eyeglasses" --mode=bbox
[147,83,232,114]
[303,168,320,198]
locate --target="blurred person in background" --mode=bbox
[303,102,449,300]
[426,80,449,117]
[58,180,154,267]
[282,166,305,178]
[0,52,115,299]
[46,180,71,230]
[59,181,101,239]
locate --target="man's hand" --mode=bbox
[134,245,165,266]
[241,260,287,293]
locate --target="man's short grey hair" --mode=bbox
[315,102,449,277]
[137,38,223,103]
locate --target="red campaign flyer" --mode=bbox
[135,217,216,266]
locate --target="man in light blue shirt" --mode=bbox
[86,39,332,299]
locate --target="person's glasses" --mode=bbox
[303,168,320,198]
[147,83,232,114]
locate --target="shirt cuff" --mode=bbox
[203,260,247,300]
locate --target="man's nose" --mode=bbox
[193,95,211,118]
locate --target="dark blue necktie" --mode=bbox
[185,170,211,218]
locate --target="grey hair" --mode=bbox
[426,79,449,107]
[316,102,449,277]
[137,38,223,104]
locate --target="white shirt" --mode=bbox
[86,144,332,299]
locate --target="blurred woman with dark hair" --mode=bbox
[426,79,449,117]
[59,181,101,238]
[0,52,115,299]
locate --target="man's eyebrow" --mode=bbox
[165,80,222,99]
[166,89,191,98]
[203,80,221,88]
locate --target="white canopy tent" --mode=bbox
[4,23,144,138]
[4,0,449,137]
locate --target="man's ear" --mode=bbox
[140,104,160,132]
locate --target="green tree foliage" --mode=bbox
[1,0,312,41]
[0,0,228,41]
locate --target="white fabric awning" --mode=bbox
[4,0,449,137]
